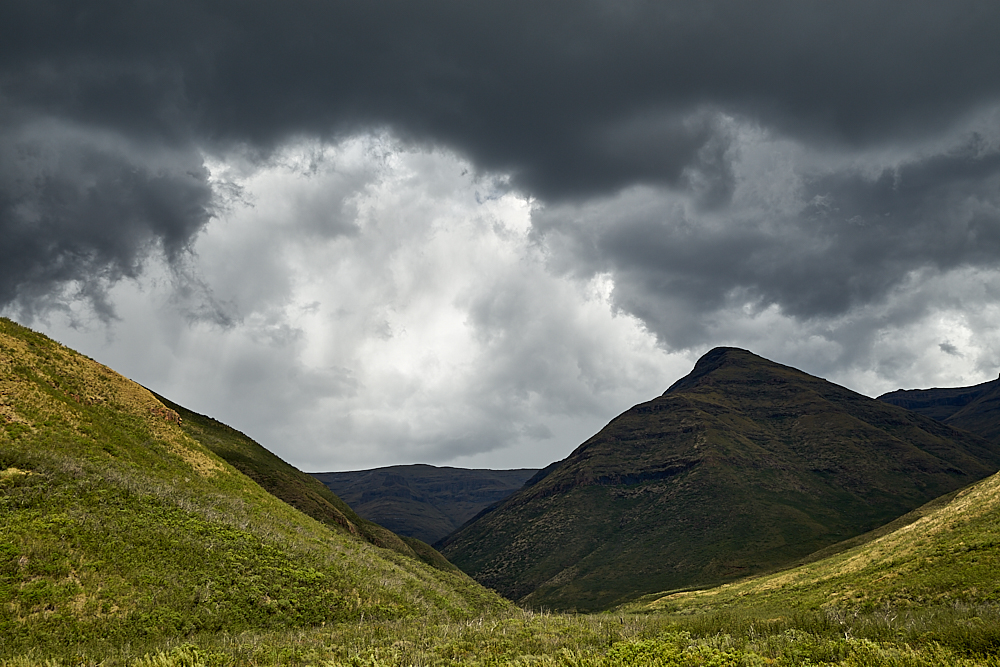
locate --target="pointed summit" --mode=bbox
[664,347,764,395]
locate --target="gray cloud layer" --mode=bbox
[4,7,999,251]
[535,116,1000,359]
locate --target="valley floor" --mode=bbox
[3,605,1000,666]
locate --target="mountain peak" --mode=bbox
[663,346,756,395]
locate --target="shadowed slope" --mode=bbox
[0,318,506,656]
[629,466,1000,618]
[440,348,1000,612]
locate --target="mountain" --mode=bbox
[311,465,538,545]
[878,377,1000,444]
[0,318,506,655]
[628,465,1000,620]
[439,347,1000,612]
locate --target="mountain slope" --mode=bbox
[879,377,1000,444]
[629,466,1000,618]
[151,393,457,570]
[0,318,506,655]
[311,465,538,545]
[439,347,1000,612]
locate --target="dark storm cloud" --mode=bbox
[0,122,213,318]
[788,142,1000,315]
[4,0,1000,197]
[940,342,961,356]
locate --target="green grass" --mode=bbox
[0,317,508,658]
[150,392,456,571]
[622,469,1000,622]
[3,607,1000,665]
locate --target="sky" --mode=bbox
[3,0,1000,472]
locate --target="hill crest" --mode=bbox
[879,376,1000,444]
[662,346,757,394]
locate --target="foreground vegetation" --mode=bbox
[3,605,1000,665]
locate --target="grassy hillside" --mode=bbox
[0,318,507,658]
[625,467,1000,642]
[441,347,1000,612]
[151,393,457,571]
[311,465,538,545]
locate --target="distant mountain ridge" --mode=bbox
[311,465,538,545]
[878,376,1000,443]
[440,347,1000,612]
